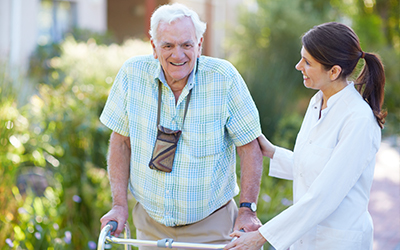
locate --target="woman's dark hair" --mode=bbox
[302,22,386,128]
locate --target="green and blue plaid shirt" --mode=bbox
[100,55,261,226]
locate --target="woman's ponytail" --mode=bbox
[355,52,387,128]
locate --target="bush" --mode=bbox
[0,64,29,249]
[1,37,152,249]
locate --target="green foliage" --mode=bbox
[330,0,400,134]
[226,0,337,140]
[28,43,63,86]
[1,37,152,249]
[68,27,117,46]
[272,113,303,151]
[379,47,400,135]
[0,64,28,249]
[229,0,400,137]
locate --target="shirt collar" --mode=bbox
[153,58,198,91]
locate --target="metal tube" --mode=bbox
[98,223,263,250]
[97,224,112,250]
[107,237,225,250]
[123,223,132,250]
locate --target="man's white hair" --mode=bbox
[149,3,207,45]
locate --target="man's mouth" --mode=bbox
[171,62,186,66]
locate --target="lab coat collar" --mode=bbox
[312,82,354,117]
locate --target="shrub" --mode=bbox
[1,37,152,249]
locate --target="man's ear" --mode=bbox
[197,37,204,57]
[330,65,342,81]
[151,39,158,59]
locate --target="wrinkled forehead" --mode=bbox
[155,18,197,44]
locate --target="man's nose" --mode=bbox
[171,47,184,59]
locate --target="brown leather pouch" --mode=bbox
[149,125,182,173]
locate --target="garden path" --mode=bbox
[369,136,400,250]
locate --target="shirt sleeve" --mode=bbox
[259,116,380,250]
[269,147,294,180]
[99,64,130,136]
[225,72,261,146]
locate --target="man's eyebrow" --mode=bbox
[160,41,173,46]
[159,40,195,47]
[180,40,194,44]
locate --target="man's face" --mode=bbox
[151,17,203,87]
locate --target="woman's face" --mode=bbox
[295,46,331,92]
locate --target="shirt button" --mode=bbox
[300,173,303,177]
[300,240,303,244]
[309,140,312,144]
[166,190,170,194]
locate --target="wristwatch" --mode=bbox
[239,202,257,212]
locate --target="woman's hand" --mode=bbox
[257,134,276,159]
[224,230,267,250]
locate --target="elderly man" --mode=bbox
[100,3,263,248]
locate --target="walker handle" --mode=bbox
[98,221,131,250]
[107,221,118,233]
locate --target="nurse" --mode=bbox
[225,22,386,250]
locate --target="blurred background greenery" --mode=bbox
[1,0,399,249]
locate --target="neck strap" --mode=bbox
[157,81,192,128]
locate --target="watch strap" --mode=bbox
[239,202,256,212]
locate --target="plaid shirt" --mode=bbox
[100,55,261,226]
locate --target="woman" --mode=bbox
[225,22,386,250]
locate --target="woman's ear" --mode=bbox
[330,65,342,81]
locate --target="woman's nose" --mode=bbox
[295,60,302,71]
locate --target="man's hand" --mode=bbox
[100,205,129,237]
[233,208,262,232]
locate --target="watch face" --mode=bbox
[251,203,257,212]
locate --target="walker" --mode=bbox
[97,221,261,250]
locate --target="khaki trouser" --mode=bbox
[132,200,238,250]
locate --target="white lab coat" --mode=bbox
[258,83,381,250]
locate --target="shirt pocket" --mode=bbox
[316,225,362,250]
[185,120,224,157]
